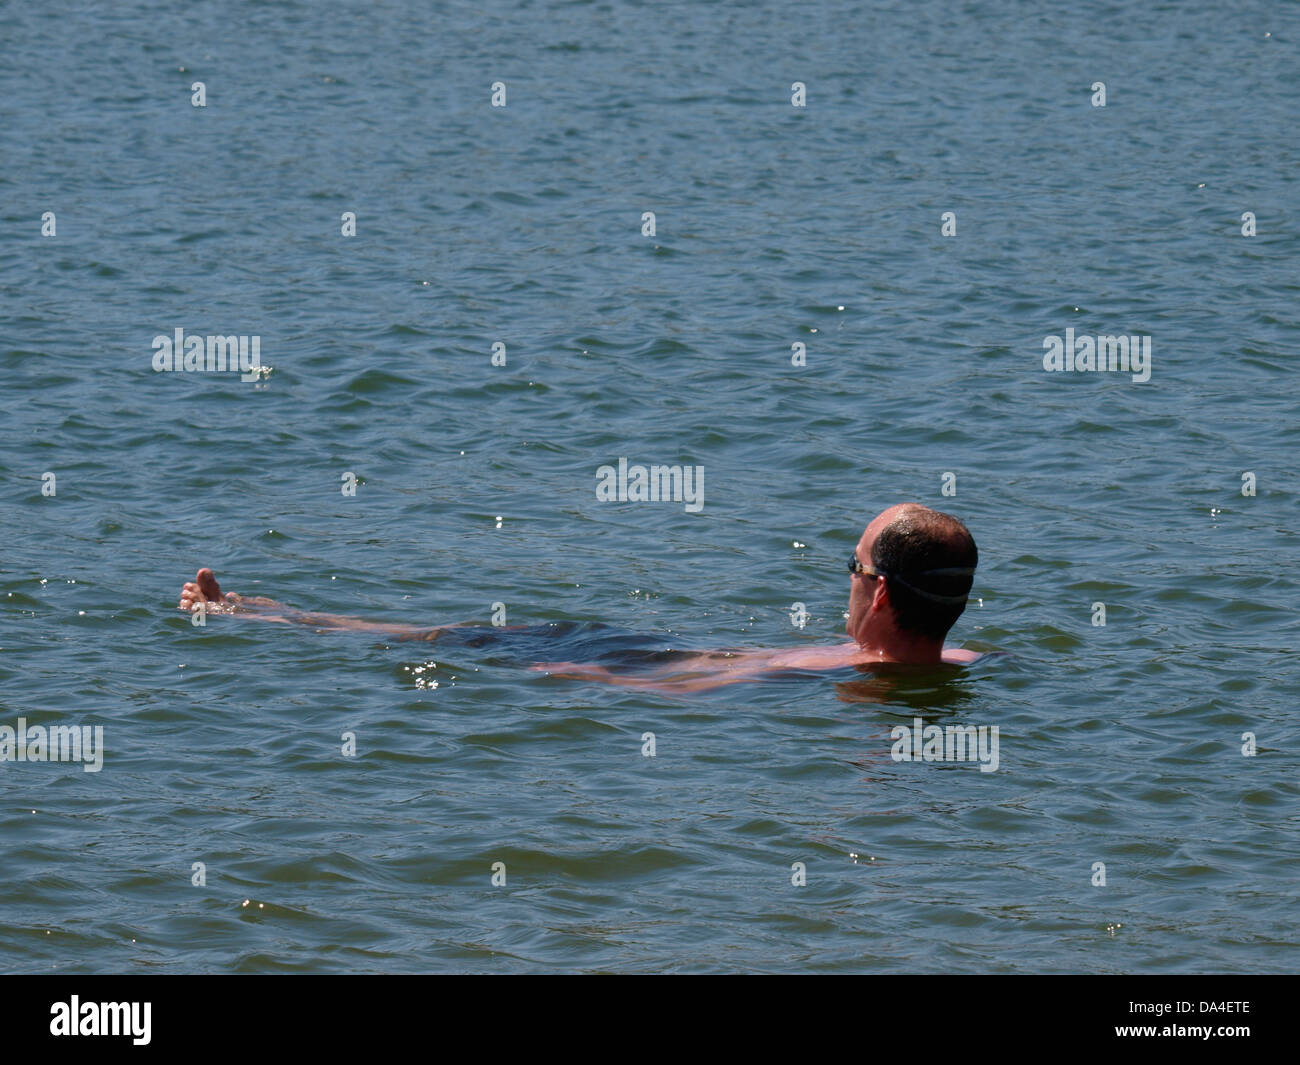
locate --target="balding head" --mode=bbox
[849,504,978,649]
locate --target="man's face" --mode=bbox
[845,505,911,641]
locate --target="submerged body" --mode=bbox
[177,502,984,692]
[176,579,981,693]
[528,640,981,692]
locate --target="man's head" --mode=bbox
[846,503,978,653]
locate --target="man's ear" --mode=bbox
[870,577,891,614]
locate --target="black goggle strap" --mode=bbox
[885,566,976,605]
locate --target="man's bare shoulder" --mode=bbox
[765,642,984,670]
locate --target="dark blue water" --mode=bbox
[2,0,1297,972]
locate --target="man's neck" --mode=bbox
[854,628,946,665]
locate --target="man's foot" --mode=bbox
[179,568,226,612]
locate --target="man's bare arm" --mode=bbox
[529,653,773,693]
[177,568,462,639]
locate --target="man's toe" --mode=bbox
[196,568,222,601]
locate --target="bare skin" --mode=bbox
[178,569,463,637]
[176,504,982,693]
[525,504,980,691]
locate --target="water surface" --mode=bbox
[1,0,1297,973]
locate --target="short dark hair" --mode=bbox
[871,507,978,641]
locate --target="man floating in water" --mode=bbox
[177,503,980,692]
